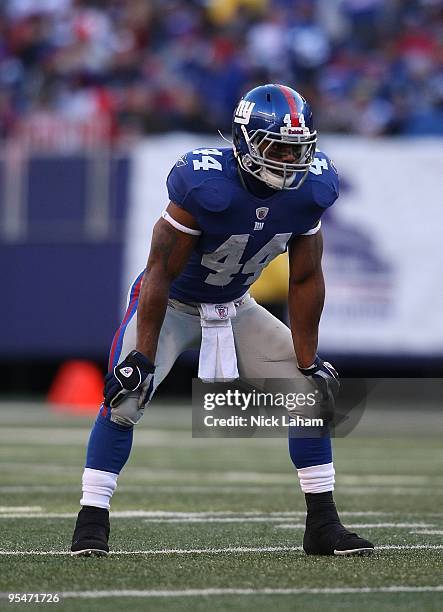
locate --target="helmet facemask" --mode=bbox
[237,125,317,190]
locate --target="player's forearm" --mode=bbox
[288,268,325,368]
[135,268,171,363]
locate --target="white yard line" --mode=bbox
[0,506,42,513]
[54,586,443,598]
[1,586,443,600]
[139,520,436,526]
[410,530,443,535]
[1,463,441,487]
[276,523,435,529]
[0,507,384,516]
[338,475,434,485]
[0,484,294,495]
[0,428,223,448]
[337,487,442,495]
[0,510,435,527]
[0,484,439,496]
[0,511,295,520]
[142,518,308,524]
[131,510,391,517]
[0,495,398,518]
[0,544,442,556]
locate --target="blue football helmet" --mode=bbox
[232,84,317,190]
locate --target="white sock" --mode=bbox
[80,468,118,510]
[297,462,335,493]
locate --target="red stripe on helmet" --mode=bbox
[277,85,299,126]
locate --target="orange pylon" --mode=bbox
[47,360,104,415]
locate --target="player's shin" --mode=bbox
[80,409,134,509]
[71,409,135,556]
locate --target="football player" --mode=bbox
[71,84,374,557]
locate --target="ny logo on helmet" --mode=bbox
[234,101,256,125]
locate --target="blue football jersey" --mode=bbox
[166,147,339,303]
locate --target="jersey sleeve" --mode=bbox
[301,219,322,235]
[296,153,339,236]
[166,157,200,218]
[310,152,340,209]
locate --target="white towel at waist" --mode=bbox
[197,302,239,383]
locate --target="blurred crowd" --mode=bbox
[0,0,442,146]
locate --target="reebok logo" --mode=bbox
[215,305,229,319]
[120,367,133,378]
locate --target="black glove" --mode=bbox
[104,350,155,408]
[299,356,340,420]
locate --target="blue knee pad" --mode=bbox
[288,426,332,469]
[86,413,133,474]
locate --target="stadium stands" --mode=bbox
[0,0,442,144]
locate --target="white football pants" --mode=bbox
[118,294,305,393]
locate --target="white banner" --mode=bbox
[318,136,443,355]
[125,135,443,356]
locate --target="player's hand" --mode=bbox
[299,356,340,416]
[104,350,155,408]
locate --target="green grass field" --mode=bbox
[0,400,442,611]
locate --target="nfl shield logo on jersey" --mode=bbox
[256,207,269,221]
[215,304,229,319]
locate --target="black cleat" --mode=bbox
[70,506,110,557]
[303,521,375,556]
[303,492,374,557]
